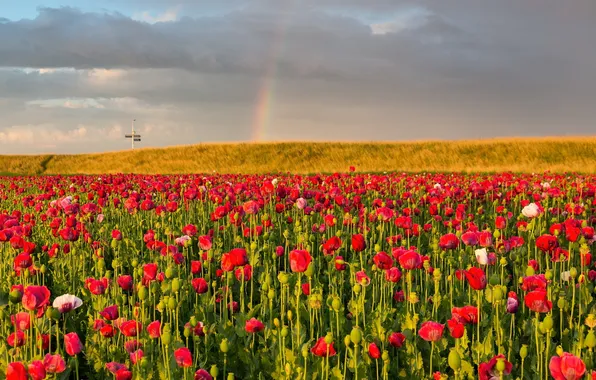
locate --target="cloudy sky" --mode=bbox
[0,1,594,153]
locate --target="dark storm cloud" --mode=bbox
[0,1,594,153]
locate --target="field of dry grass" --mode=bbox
[1,137,595,175]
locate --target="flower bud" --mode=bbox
[210,365,219,378]
[162,332,172,345]
[586,331,596,349]
[520,345,528,359]
[220,338,229,353]
[448,349,461,370]
[543,315,553,331]
[344,335,351,346]
[350,328,362,344]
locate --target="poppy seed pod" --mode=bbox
[220,339,229,353]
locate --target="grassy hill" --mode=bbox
[1,137,596,175]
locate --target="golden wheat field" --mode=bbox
[1,137,596,175]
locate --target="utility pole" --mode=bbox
[124,119,141,149]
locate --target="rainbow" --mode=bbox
[250,3,296,141]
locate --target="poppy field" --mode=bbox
[1,171,596,379]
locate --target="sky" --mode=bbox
[0,1,595,154]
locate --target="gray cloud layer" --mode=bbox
[0,1,594,153]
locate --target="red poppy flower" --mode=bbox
[464,267,487,290]
[43,354,66,374]
[367,342,381,359]
[323,236,342,255]
[27,361,46,380]
[447,318,465,338]
[22,285,51,312]
[229,248,248,267]
[143,263,158,285]
[311,337,337,357]
[334,256,347,271]
[245,318,265,333]
[117,275,133,291]
[478,354,513,380]
[147,320,161,338]
[351,234,366,252]
[521,274,548,292]
[120,320,142,337]
[198,235,212,251]
[235,265,252,282]
[418,321,444,342]
[524,290,552,313]
[100,325,115,338]
[388,332,406,348]
[194,369,214,380]
[451,306,478,324]
[6,362,27,380]
[373,251,393,270]
[536,235,559,252]
[64,332,83,356]
[7,330,26,347]
[115,369,133,380]
[549,352,585,380]
[98,304,118,320]
[439,233,460,250]
[191,260,202,274]
[174,347,193,367]
[191,278,208,294]
[289,250,312,273]
[11,312,31,331]
[385,267,402,283]
[398,250,422,270]
[182,224,197,237]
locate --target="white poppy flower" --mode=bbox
[53,294,83,313]
[475,248,488,265]
[522,203,541,218]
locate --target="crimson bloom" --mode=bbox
[22,285,51,312]
[147,320,161,338]
[174,347,193,367]
[524,290,553,313]
[311,337,337,357]
[245,318,265,333]
[11,312,31,331]
[191,278,209,294]
[479,354,513,380]
[368,343,381,359]
[549,352,586,380]
[439,233,460,250]
[351,234,366,252]
[43,354,66,374]
[27,361,46,380]
[64,332,83,356]
[398,250,422,270]
[289,250,312,273]
[6,362,27,380]
[100,305,119,321]
[464,267,487,290]
[388,332,406,348]
[373,251,393,270]
[120,320,142,337]
[194,369,214,380]
[447,318,465,339]
[418,321,444,342]
[451,306,478,324]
